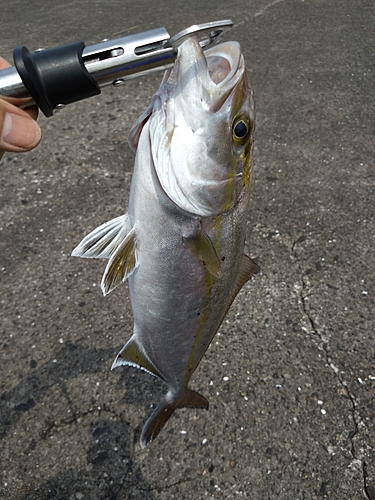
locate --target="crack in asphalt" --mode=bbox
[232,0,286,30]
[291,238,370,498]
[38,403,118,439]
[254,0,285,18]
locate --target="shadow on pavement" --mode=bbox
[1,344,158,499]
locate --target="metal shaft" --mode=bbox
[0,28,175,106]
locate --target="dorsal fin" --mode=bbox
[111,337,164,380]
[225,255,261,316]
[101,227,138,295]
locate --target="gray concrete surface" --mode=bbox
[1,0,374,498]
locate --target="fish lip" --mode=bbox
[171,37,245,112]
[176,36,243,82]
[204,40,244,84]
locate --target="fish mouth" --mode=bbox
[205,41,244,85]
[207,54,232,84]
[174,37,247,114]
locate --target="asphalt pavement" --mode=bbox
[1,0,374,498]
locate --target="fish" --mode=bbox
[72,35,259,448]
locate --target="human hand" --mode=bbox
[0,57,42,160]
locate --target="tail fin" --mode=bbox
[140,387,209,448]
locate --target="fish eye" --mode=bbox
[234,120,248,138]
[232,116,251,143]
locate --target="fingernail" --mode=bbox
[1,112,42,151]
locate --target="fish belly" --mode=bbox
[127,152,248,392]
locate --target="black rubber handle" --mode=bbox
[13,42,101,117]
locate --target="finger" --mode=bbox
[0,57,11,70]
[0,100,42,153]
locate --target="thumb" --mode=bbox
[0,100,42,154]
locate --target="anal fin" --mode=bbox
[111,337,163,381]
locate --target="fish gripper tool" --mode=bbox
[0,20,233,117]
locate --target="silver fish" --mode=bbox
[72,36,259,447]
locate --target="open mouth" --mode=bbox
[207,55,232,84]
[205,49,242,113]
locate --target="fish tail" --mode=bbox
[140,388,209,448]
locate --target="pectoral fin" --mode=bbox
[71,214,131,259]
[183,227,221,277]
[71,214,138,295]
[101,227,138,295]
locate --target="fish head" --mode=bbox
[129,36,255,217]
